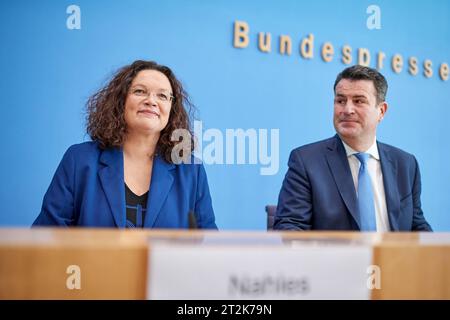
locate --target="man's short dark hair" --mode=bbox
[334,65,388,104]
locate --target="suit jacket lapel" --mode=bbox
[98,147,126,228]
[378,143,400,231]
[144,155,175,227]
[325,135,361,229]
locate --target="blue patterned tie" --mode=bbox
[354,153,377,231]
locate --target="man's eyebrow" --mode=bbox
[352,95,369,99]
[335,93,368,99]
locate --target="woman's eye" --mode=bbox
[157,93,168,101]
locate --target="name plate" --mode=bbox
[147,238,373,299]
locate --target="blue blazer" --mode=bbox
[274,135,432,231]
[33,142,217,229]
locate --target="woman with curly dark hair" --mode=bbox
[33,60,217,229]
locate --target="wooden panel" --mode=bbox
[0,245,147,299]
[1,229,449,299]
[372,245,450,299]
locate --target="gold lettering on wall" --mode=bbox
[232,20,448,82]
[439,63,449,81]
[377,51,385,70]
[279,35,292,55]
[233,21,249,48]
[358,48,370,66]
[300,34,314,59]
[341,45,352,65]
[409,57,418,76]
[392,54,403,73]
[424,60,433,78]
[321,42,334,62]
[258,32,271,52]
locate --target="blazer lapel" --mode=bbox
[378,143,400,231]
[98,148,126,228]
[144,155,175,227]
[325,135,361,229]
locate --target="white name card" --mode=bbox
[147,239,373,300]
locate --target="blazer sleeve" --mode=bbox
[411,157,433,231]
[194,163,217,229]
[32,147,76,226]
[274,149,313,230]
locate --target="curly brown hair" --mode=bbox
[86,60,195,163]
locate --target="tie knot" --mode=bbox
[355,152,370,165]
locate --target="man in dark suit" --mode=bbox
[274,65,432,231]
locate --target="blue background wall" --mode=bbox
[1,0,449,230]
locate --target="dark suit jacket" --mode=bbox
[274,135,432,231]
[33,142,217,229]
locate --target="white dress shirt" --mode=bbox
[341,139,390,232]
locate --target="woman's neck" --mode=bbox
[123,132,159,161]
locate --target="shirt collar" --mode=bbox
[341,138,380,160]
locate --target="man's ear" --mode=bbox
[379,101,388,122]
